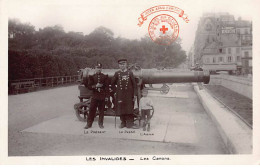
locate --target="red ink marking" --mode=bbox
[137,5,189,27]
[160,25,168,34]
[148,14,179,45]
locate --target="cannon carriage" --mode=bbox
[74,67,210,122]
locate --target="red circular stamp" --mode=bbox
[148,14,179,45]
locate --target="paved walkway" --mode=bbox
[8,84,228,155]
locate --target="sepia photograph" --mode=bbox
[1,0,260,165]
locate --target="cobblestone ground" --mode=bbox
[204,85,252,126]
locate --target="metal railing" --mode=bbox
[9,75,79,95]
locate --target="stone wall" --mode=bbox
[209,74,252,99]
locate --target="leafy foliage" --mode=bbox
[8,19,187,80]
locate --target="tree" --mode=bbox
[8,20,187,80]
[86,26,114,47]
[8,19,36,49]
[35,25,65,50]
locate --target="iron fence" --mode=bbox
[9,75,79,94]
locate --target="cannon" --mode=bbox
[144,83,170,94]
[74,67,210,122]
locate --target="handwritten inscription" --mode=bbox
[140,132,154,136]
[84,130,106,134]
[119,130,136,134]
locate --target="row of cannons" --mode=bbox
[74,66,210,124]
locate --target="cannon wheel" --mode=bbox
[160,84,170,94]
[74,99,91,122]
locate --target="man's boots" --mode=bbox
[99,111,104,129]
[84,122,92,129]
[119,121,126,128]
[99,123,104,129]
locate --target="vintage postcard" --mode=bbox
[0,0,260,165]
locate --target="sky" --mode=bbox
[7,0,256,53]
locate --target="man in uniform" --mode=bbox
[112,58,139,129]
[84,63,109,129]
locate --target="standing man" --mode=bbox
[112,58,139,129]
[84,63,109,129]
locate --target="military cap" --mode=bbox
[117,58,127,63]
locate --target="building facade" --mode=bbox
[193,13,252,74]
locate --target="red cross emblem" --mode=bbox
[160,25,168,34]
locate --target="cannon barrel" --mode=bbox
[138,69,209,84]
[75,68,210,121]
[80,68,210,84]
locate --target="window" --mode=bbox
[219,49,222,53]
[244,51,249,57]
[237,29,240,34]
[245,29,249,34]
[222,48,226,53]
[228,56,232,62]
[236,48,240,54]
[218,57,223,62]
[228,48,231,54]
[246,36,252,41]
[206,58,210,63]
[213,57,216,63]
[237,56,241,62]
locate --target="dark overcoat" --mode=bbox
[88,73,109,100]
[112,70,137,115]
